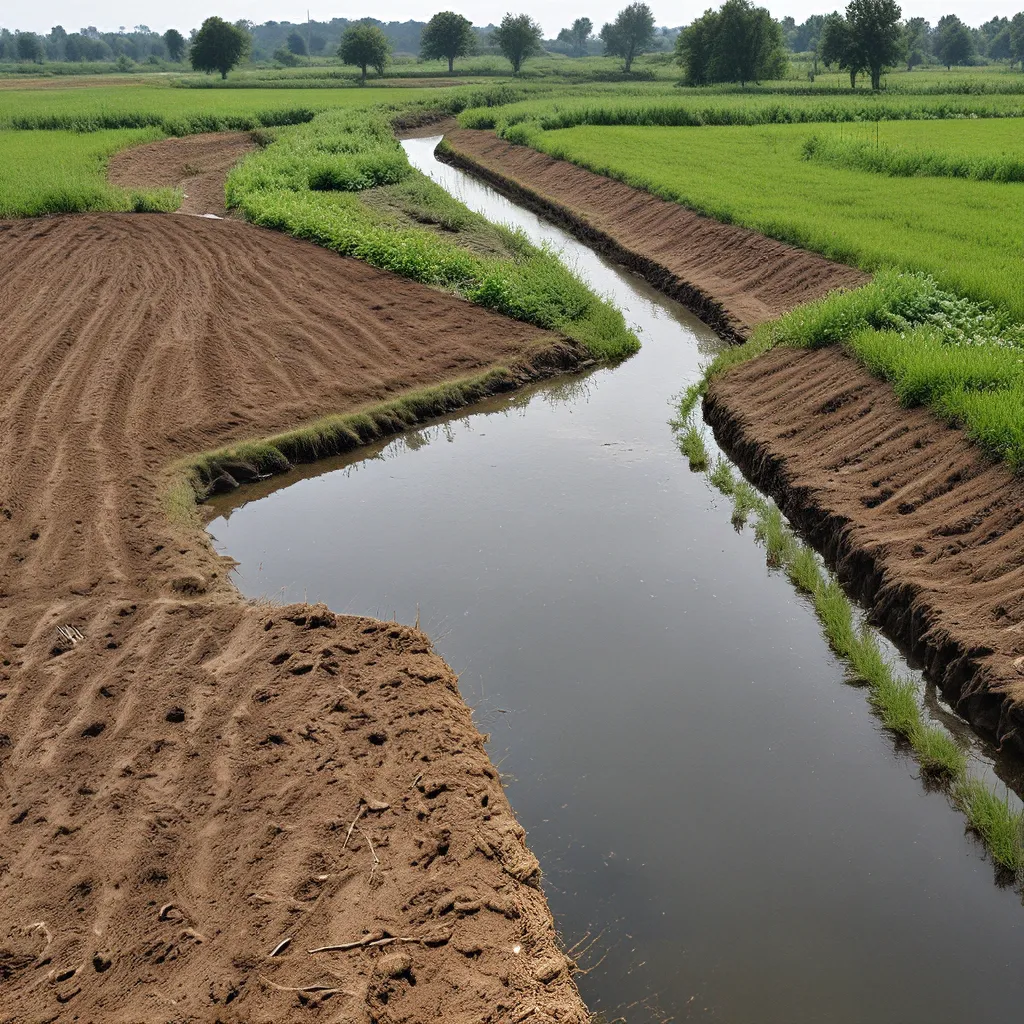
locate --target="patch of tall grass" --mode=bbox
[803,133,1024,183]
[955,778,1024,874]
[227,108,637,361]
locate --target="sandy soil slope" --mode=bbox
[107,131,258,217]
[705,347,1024,753]
[440,128,868,341]
[0,213,587,1022]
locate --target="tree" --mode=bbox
[557,17,593,56]
[309,32,327,53]
[819,11,863,88]
[420,11,474,73]
[190,16,249,79]
[491,13,543,74]
[15,32,44,63]
[162,28,185,62]
[714,0,785,86]
[1009,12,1024,69]
[846,0,903,90]
[286,30,307,55]
[676,9,719,85]
[600,3,655,72]
[338,23,391,82]
[274,46,302,66]
[903,16,929,69]
[934,14,973,69]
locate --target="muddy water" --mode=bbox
[208,137,1024,1023]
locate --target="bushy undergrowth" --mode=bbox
[803,133,1024,183]
[227,108,637,361]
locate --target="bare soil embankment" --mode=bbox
[0,213,588,1022]
[107,131,258,217]
[705,347,1024,754]
[440,127,1024,754]
[440,128,867,342]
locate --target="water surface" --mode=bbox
[208,137,1024,1023]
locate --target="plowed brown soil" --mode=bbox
[107,131,257,216]
[441,129,868,342]
[705,346,1024,752]
[0,213,588,1022]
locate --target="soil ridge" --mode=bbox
[705,347,1024,756]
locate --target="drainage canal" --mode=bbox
[207,136,1024,1023]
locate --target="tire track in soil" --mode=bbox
[0,212,589,1022]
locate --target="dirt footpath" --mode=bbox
[440,128,867,342]
[107,131,258,217]
[706,347,1024,753]
[0,214,587,1022]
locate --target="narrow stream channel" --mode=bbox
[208,137,1024,1023]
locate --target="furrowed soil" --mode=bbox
[441,128,868,341]
[705,346,1024,752]
[107,131,258,216]
[0,213,587,1022]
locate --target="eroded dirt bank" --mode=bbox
[705,347,1024,754]
[107,131,258,217]
[440,128,867,342]
[0,214,588,1022]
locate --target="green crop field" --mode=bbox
[525,121,1024,319]
[0,128,179,216]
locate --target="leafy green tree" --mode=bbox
[190,16,249,79]
[819,11,863,87]
[714,0,785,85]
[162,28,185,62]
[988,26,1012,60]
[600,3,655,72]
[676,10,719,85]
[339,23,391,81]
[273,45,301,66]
[1009,12,1024,69]
[557,17,593,56]
[934,14,973,69]
[420,11,474,73]
[491,13,543,74]
[677,1,785,87]
[286,30,307,56]
[846,0,903,90]
[15,31,44,63]
[309,32,326,53]
[903,16,929,69]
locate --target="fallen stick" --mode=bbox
[342,806,365,851]
[258,975,353,995]
[269,937,292,957]
[308,935,423,955]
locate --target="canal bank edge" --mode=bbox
[439,128,1024,758]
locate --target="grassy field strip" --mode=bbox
[672,383,1024,877]
[459,91,1024,134]
[516,122,1024,322]
[0,128,180,216]
[226,108,638,362]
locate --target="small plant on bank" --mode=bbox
[678,424,710,471]
[731,481,762,527]
[709,458,735,495]
[955,778,1024,874]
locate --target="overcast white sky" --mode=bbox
[8,2,1019,37]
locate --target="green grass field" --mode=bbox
[528,121,1024,320]
[0,128,179,216]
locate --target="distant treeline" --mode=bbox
[0,6,1021,71]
